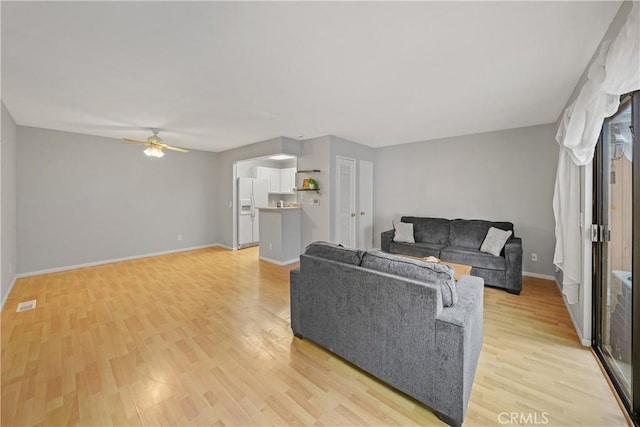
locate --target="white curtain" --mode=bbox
[553,2,640,301]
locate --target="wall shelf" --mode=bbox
[297,169,321,193]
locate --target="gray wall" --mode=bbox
[374,123,559,276]
[215,136,301,248]
[1,102,18,307]
[17,126,218,274]
[298,136,331,249]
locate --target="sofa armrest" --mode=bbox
[433,275,484,426]
[290,268,302,338]
[381,229,394,252]
[504,237,523,294]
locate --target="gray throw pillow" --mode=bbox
[393,221,415,243]
[480,227,513,256]
[361,250,458,307]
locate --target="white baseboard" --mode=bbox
[549,275,589,345]
[216,243,235,251]
[259,256,299,266]
[522,271,556,281]
[564,297,592,347]
[1,275,17,311]
[17,244,219,278]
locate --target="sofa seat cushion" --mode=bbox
[401,216,450,245]
[449,219,514,249]
[389,241,444,258]
[361,249,458,307]
[305,241,364,265]
[440,246,506,271]
[471,267,507,288]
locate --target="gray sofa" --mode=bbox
[290,242,484,426]
[382,217,523,294]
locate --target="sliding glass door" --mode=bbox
[593,92,639,423]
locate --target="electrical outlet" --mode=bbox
[177,234,182,241]
[269,242,273,250]
[531,253,538,262]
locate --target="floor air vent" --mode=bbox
[16,299,37,313]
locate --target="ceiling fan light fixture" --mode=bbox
[144,146,164,158]
[269,154,295,160]
[124,130,187,157]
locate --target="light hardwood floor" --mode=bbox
[1,247,628,426]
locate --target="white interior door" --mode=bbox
[335,156,356,248]
[358,160,373,250]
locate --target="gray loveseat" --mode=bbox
[381,217,523,294]
[290,242,484,426]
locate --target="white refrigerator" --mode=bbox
[238,178,269,248]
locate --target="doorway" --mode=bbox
[335,156,356,248]
[334,157,374,249]
[232,155,298,250]
[358,160,374,250]
[593,92,639,422]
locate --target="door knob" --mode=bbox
[360,211,365,216]
[351,213,356,217]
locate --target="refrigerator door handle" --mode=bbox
[251,194,256,218]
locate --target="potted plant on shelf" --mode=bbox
[308,178,319,192]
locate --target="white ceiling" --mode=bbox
[2,1,622,152]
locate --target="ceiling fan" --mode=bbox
[123,129,189,158]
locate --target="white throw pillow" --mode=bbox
[480,227,513,256]
[393,221,415,243]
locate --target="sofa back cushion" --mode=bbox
[449,219,514,250]
[304,241,364,266]
[401,216,450,245]
[361,249,458,307]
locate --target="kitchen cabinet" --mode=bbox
[269,169,280,193]
[280,168,296,193]
[256,167,296,194]
[257,167,270,185]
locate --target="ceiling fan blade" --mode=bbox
[164,145,189,153]
[123,137,148,144]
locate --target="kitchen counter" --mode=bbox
[257,208,301,265]
[257,206,301,211]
